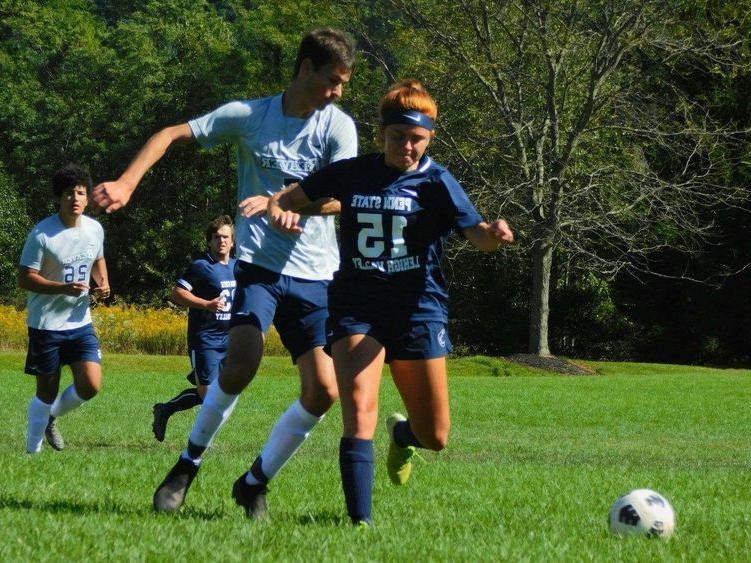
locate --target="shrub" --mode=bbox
[0,303,286,356]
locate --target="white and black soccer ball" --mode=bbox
[608,489,675,539]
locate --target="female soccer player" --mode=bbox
[267,79,513,525]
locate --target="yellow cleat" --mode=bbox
[386,413,416,486]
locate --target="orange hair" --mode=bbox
[379,79,438,123]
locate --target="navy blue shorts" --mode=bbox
[24,324,102,376]
[189,348,226,386]
[327,314,452,362]
[231,262,329,362]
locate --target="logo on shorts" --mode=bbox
[97,349,102,360]
[437,328,446,348]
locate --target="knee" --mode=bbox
[417,426,449,452]
[220,351,259,393]
[36,374,60,403]
[300,386,339,416]
[343,397,378,436]
[76,380,100,401]
[308,380,339,409]
[36,389,57,404]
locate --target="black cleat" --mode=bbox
[45,416,64,451]
[232,472,268,519]
[153,456,200,512]
[152,403,169,442]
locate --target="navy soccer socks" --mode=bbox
[163,388,202,416]
[339,437,374,525]
[393,419,423,449]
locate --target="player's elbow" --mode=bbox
[160,123,193,144]
[17,271,32,291]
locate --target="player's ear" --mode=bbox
[299,58,313,78]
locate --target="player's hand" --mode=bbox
[238,195,270,218]
[489,219,514,245]
[268,208,303,234]
[93,284,111,299]
[92,179,135,214]
[63,282,89,297]
[205,297,225,313]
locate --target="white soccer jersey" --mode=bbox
[189,94,358,280]
[19,214,104,330]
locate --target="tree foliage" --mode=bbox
[0,0,748,363]
[344,0,750,357]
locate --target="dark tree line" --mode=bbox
[1,0,749,364]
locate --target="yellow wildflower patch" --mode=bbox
[0,304,285,356]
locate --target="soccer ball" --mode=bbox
[608,489,675,539]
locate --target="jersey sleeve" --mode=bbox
[189,101,254,150]
[176,261,207,293]
[300,158,350,202]
[435,171,484,230]
[325,110,358,164]
[19,228,44,270]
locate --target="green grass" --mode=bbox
[0,352,749,561]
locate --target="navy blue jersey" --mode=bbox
[300,153,483,322]
[176,253,237,349]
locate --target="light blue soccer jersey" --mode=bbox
[19,214,104,330]
[189,94,358,280]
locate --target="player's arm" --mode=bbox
[92,123,194,213]
[17,266,88,297]
[238,190,340,219]
[171,286,225,313]
[462,220,514,252]
[266,183,316,234]
[90,257,111,299]
[298,196,341,216]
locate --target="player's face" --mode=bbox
[382,124,432,172]
[209,225,233,259]
[59,185,88,217]
[304,61,351,109]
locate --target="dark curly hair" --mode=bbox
[52,164,93,197]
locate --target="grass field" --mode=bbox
[0,352,749,561]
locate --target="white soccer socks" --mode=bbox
[245,399,323,486]
[50,385,86,418]
[26,396,52,453]
[184,379,239,462]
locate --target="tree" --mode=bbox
[0,166,31,302]
[352,0,747,356]
[0,0,355,304]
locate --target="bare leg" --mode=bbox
[70,361,102,401]
[389,357,450,451]
[218,325,264,393]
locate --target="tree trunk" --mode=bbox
[529,236,553,356]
